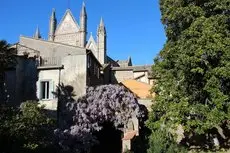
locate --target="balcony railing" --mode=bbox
[39,57,62,67]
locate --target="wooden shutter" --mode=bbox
[37,81,41,100]
[49,80,54,99]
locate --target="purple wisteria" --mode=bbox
[54,84,144,152]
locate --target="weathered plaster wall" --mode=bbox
[138,99,153,111]
[61,55,87,97]
[19,36,86,57]
[19,36,88,110]
[15,57,37,105]
[86,54,102,86]
[38,55,87,110]
[133,71,149,84]
[37,69,59,110]
[112,70,134,83]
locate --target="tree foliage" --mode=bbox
[147,130,186,153]
[54,84,145,152]
[0,101,56,153]
[147,0,230,151]
[0,40,16,103]
[0,40,16,71]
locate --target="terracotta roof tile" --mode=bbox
[121,80,155,99]
[122,130,137,140]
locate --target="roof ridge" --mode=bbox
[20,36,85,50]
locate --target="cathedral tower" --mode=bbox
[97,18,107,64]
[79,2,87,47]
[48,9,57,41]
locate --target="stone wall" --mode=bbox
[19,36,86,57]
[138,99,153,111]
[86,54,102,86]
[38,54,87,110]
[61,55,87,98]
[55,33,80,46]
[111,70,134,83]
[4,56,38,106]
[134,71,149,84]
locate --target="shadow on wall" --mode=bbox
[40,84,76,120]
[4,56,38,106]
[52,83,76,128]
[131,104,150,153]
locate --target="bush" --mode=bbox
[0,101,56,153]
[147,130,187,153]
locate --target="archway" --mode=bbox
[91,122,122,153]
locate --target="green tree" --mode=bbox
[0,40,16,102]
[147,130,186,153]
[0,101,56,153]
[147,0,230,151]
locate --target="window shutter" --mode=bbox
[49,81,54,99]
[37,81,41,100]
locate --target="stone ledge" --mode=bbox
[37,65,64,70]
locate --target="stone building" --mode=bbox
[15,3,153,110]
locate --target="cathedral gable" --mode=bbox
[55,10,80,35]
[54,9,81,46]
[86,35,98,58]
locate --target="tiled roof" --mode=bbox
[111,65,152,72]
[122,130,137,140]
[132,65,152,72]
[121,79,154,99]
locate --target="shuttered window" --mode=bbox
[39,80,54,100]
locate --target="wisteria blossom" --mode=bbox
[54,84,144,152]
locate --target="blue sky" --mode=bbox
[0,0,166,65]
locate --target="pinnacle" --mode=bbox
[82,1,85,7]
[51,8,56,18]
[34,26,41,39]
[100,17,104,27]
[81,1,86,16]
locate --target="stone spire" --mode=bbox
[79,2,87,47]
[98,17,106,33]
[80,2,86,17]
[128,56,132,66]
[97,17,107,64]
[34,26,41,39]
[48,8,57,41]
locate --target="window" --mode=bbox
[40,80,53,100]
[94,63,97,75]
[97,67,100,78]
[87,55,91,68]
